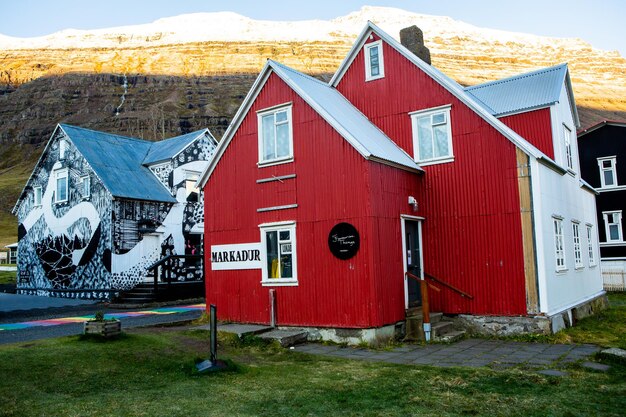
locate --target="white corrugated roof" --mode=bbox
[269,60,421,172]
[464,64,568,117]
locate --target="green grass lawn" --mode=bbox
[546,292,626,350]
[0,327,624,417]
[0,270,16,285]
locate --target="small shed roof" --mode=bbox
[464,64,568,117]
[143,129,207,165]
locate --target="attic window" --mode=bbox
[59,139,67,160]
[364,40,384,81]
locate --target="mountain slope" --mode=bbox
[0,6,625,246]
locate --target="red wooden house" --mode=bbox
[199,23,604,341]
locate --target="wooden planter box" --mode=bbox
[83,319,121,338]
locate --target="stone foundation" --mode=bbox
[302,323,401,345]
[455,292,609,336]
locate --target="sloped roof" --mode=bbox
[60,124,176,202]
[328,22,568,174]
[269,60,420,171]
[464,64,568,116]
[199,59,422,188]
[578,120,626,137]
[143,129,207,164]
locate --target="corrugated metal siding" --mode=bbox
[500,109,554,159]
[337,39,528,315]
[205,73,400,328]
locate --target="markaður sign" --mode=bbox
[328,222,360,260]
[211,243,262,270]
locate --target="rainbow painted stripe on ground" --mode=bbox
[0,304,206,331]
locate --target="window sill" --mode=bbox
[556,268,568,274]
[261,279,298,287]
[417,157,454,167]
[574,265,585,271]
[365,74,384,82]
[599,241,626,247]
[258,157,294,168]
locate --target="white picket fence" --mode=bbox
[601,260,626,291]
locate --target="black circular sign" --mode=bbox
[328,222,360,260]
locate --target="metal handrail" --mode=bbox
[404,271,473,342]
[405,271,474,300]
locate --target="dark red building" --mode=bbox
[200,23,604,341]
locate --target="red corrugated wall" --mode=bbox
[336,35,527,315]
[204,72,422,327]
[499,109,554,159]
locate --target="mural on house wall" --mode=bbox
[14,125,217,299]
[16,131,113,298]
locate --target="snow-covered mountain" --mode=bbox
[1,6,625,128]
[0,6,612,53]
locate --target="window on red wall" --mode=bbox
[260,221,298,286]
[257,104,293,166]
[364,40,384,81]
[410,105,454,165]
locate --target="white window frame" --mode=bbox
[597,156,617,189]
[59,139,67,160]
[33,186,42,207]
[257,104,293,167]
[54,169,68,203]
[563,124,574,171]
[80,175,90,199]
[572,221,583,269]
[553,216,566,272]
[364,40,384,81]
[184,170,201,200]
[586,224,596,267]
[259,221,297,286]
[603,210,623,243]
[410,105,454,165]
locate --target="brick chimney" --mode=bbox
[400,26,431,65]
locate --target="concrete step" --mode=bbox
[258,329,308,347]
[215,323,273,338]
[430,320,454,338]
[434,329,466,343]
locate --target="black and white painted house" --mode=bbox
[578,121,626,290]
[12,124,217,299]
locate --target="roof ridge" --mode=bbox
[153,129,207,144]
[465,63,567,92]
[268,60,329,87]
[60,123,150,144]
